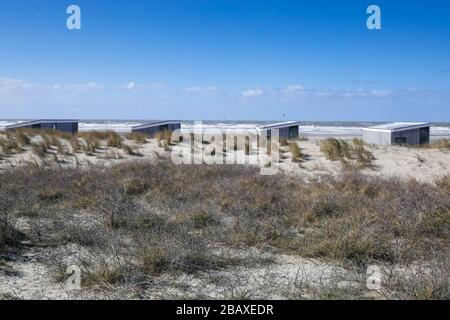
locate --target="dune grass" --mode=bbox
[155,130,174,145]
[320,138,374,168]
[288,142,303,162]
[426,139,450,149]
[125,132,149,144]
[0,161,448,299]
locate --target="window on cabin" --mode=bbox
[419,128,429,144]
[289,126,299,139]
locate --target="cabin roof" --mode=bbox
[6,119,78,129]
[258,121,301,130]
[132,120,181,130]
[363,122,430,133]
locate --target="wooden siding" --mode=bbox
[132,123,181,137]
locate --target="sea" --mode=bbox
[1,120,450,140]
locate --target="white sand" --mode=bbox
[1,135,450,183]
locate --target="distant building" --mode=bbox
[258,121,301,139]
[362,122,430,145]
[6,119,79,134]
[131,120,181,137]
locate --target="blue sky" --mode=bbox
[0,0,449,121]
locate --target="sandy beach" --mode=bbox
[1,131,450,183]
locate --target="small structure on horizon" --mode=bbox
[257,121,301,139]
[362,122,430,145]
[131,120,181,137]
[6,119,79,134]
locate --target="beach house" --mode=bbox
[131,120,181,137]
[362,122,430,145]
[6,119,79,134]
[257,121,301,139]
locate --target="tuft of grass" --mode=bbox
[425,139,450,149]
[106,132,123,148]
[42,129,73,140]
[69,137,81,153]
[125,132,148,144]
[352,138,374,168]
[289,142,303,162]
[320,138,351,161]
[140,246,171,276]
[82,136,100,156]
[435,175,450,191]
[38,189,63,202]
[191,210,216,229]
[320,138,373,168]
[32,142,48,158]
[280,138,289,146]
[155,130,174,145]
[0,139,22,154]
[15,132,31,145]
[82,264,126,287]
[78,131,114,141]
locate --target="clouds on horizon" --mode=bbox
[1,76,449,120]
[242,88,265,97]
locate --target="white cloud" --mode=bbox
[280,88,392,98]
[121,82,170,91]
[0,77,39,93]
[242,89,264,97]
[184,86,218,94]
[283,85,304,94]
[126,81,136,90]
[53,82,104,92]
[370,89,391,97]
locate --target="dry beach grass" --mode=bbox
[0,153,448,299]
[0,129,449,299]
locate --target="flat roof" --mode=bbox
[258,121,301,130]
[363,122,430,133]
[6,119,78,129]
[132,120,181,130]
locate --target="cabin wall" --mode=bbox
[362,130,392,145]
[40,122,78,134]
[7,122,78,134]
[264,125,299,139]
[391,128,430,145]
[132,123,181,137]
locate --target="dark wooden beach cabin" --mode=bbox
[258,121,301,139]
[6,119,79,134]
[131,120,181,137]
[362,122,430,146]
